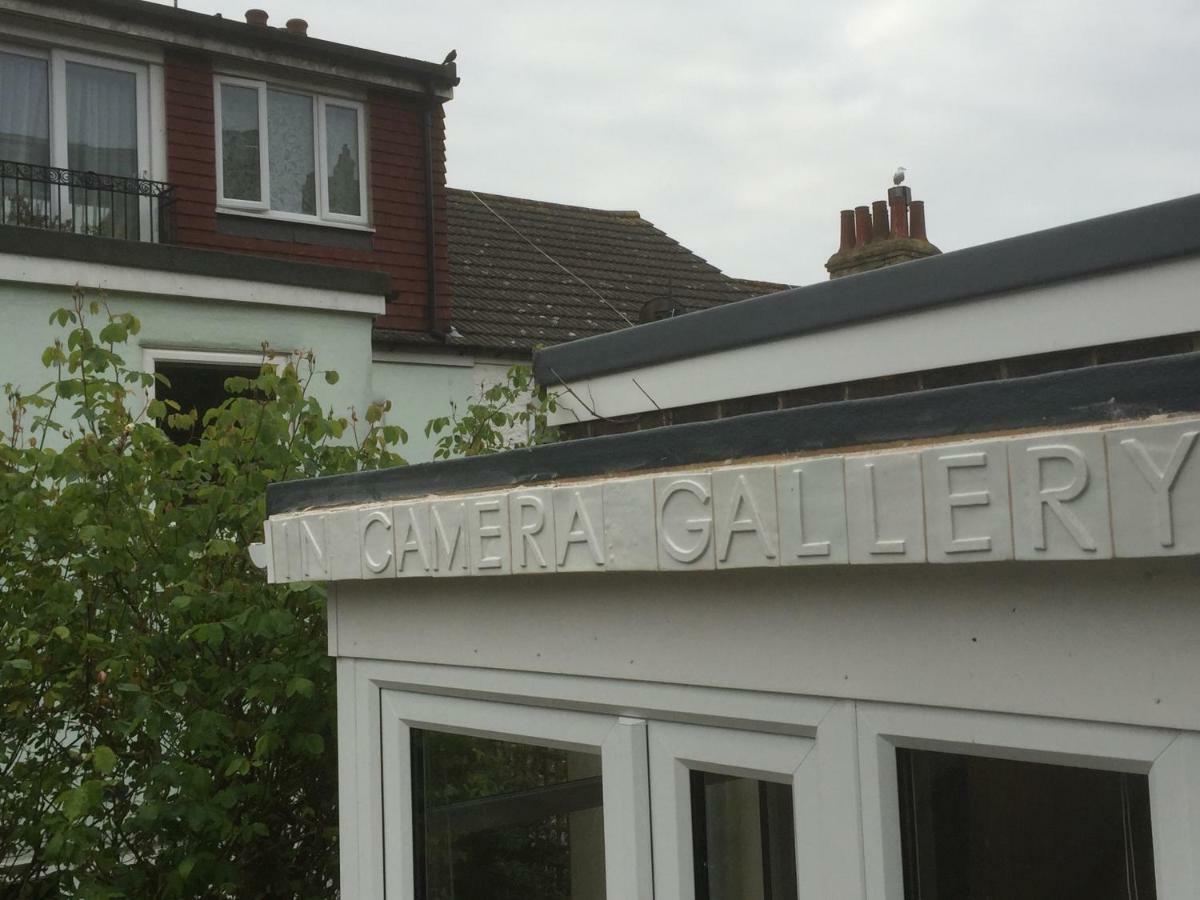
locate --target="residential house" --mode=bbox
[0,0,781,458]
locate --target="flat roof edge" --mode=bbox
[267,350,1200,516]
[534,192,1200,384]
[0,226,390,296]
[11,0,458,90]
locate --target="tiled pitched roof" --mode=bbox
[388,189,790,354]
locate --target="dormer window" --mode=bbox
[214,75,368,227]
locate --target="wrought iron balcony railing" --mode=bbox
[0,159,177,244]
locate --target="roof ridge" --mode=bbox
[448,187,641,218]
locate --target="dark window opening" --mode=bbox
[411,729,605,900]
[897,748,1157,900]
[154,360,262,445]
[690,770,797,900]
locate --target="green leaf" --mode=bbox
[92,745,117,774]
[324,370,340,385]
[285,676,314,698]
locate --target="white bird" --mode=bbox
[893,166,907,186]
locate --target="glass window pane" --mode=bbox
[412,729,606,900]
[896,749,1157,900]
[690,771,797,900]
[0,50,50,164]
[325,104,361,216]
[220,83,261,201]
[66,62,138,176]
[267,89,315,214]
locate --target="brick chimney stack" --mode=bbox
[825,181,941,279]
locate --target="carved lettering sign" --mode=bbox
[259,418,1200,583]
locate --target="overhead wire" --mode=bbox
[467,190,636,328]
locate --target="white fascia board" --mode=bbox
[0,2,453,98]
[0,253,385,317]
[549,255,1200,425]
[372,349,475,368]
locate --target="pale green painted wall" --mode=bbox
[1,278,531,464]
[371,359,477,463]
[0,280,375,429]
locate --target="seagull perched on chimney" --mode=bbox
[443,49,457,65]
[893,166,907,186]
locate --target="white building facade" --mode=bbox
[257,193,1200,900]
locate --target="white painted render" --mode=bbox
[329,553,1200,899]
[263,415,1200,583]
[548,253,1200,424]
[0,254,385,316]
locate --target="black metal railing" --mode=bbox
[0,159,177,243]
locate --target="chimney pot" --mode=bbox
[244,8,268,26]
[889,196,909,238]
[910,200,928,241]
[853,206,871,248]
[838,210,856,253]
[285,17,308,35]
[870,200,890,242]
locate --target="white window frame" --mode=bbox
[213,75,270,212]
[649,720,819,900]
[214,74,370,228]
[141,347,276,404]
[317,96,369,225]
[857,702,1200,900]
[1,43,153,237]
[379,689,652,900]
[0,43,151,176]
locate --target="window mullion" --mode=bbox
[257,81,270,211]
[314,94,327,222]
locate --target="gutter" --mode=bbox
[423,83,441,337]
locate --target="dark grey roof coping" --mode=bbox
[266,350,1200,515]
[534,192,1200,385]
[19,0,458,90]
[0,226,390,296]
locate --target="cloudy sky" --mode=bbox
[163,0,1199,285]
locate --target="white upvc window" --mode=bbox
[214,74,369,227]
[1,42,154,239]
[379,689,652,900]
[857,702,1197,900]
[0,42,150,175]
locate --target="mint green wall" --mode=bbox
[0,281,375,431]
[371,359,477,463]
[1,279,530,464]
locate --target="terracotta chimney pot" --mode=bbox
[285,18,308,35]
[853,206,871,248]
[244,8,269,26]
[871,200,890,242]
[889,196,909,238]
[910,200,928,241]
[838,210,856,253]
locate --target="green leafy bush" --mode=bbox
[424,364,557,459]
[0,291,404,898]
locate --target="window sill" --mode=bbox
[216,207,374,233]
[215,210,376,251]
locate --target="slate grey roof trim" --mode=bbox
[533,192,1200,384]
[266,350,1200,515]
[0,225,390,296]
[9,0,457,90]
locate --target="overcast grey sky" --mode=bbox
[163,0,1200,285]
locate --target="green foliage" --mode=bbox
[424,365,558,460]
[0,289,405,898]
